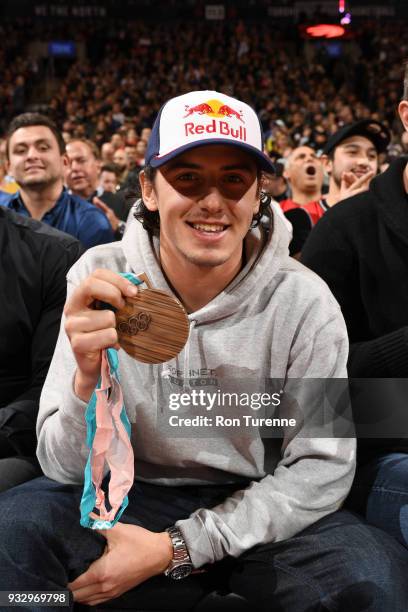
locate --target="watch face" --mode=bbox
[170,564,192,580]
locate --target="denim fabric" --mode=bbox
[0,476,408,612]
[347,452,408,549]
[0,457,40,493]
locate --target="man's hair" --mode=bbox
[101,163,120,177]
[404,60,408,101]
[67,138,101,160]
[6,112,66,159]
[133,165,268,236]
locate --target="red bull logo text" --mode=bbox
[183,98,247,141]
[185,120,247,141]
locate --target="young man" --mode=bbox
[301,82,408,551]
[321,119,390,207]
[0,91,407,611]
[0,114,114,249]
[99,163,120,194]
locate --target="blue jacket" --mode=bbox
[0,188,114,248]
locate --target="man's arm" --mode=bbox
[301,212,408,377]
[36,268,139,483]
[177,302,355,567]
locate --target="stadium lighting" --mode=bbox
[306,24,346,39]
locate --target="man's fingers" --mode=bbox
[69,328,119,355]
[65,272,137,314]
[340,172,357,189]
[93,196,109,211]
[68,565,101,592]
[92,269,139,298]
[350,171,374,189]
[65,310,116,337]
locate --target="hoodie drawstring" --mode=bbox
[183,319,197,391]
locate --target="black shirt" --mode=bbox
[302,158,408,457]
[0,207,83,458]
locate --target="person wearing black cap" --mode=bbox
[321,119,390,208]
[302,89,408,551]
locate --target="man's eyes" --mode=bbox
[224,174,244,183]
[177,172,198,181]
[176,173,245,183]
[14,144,50,154]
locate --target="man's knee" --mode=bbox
[0,457,41,493]
[228,511,408,611]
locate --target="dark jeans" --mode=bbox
[347,452,408,549]
[0,476,408,612]
[0,456,41,493]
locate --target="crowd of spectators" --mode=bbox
[1,17,408,170]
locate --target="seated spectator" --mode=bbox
[280,146,327,225]
[0,113,114,249]
[101,142,115,163]
[65,139,130,238]
[279,146,327,253]
[301,67,408,551]
[113,147,129,185]
[261,162,289,203]
[99,163,120,194]
[0,138,18,194]
[135,139,147,167]
[0,206,82,492]
[321,120,390,208]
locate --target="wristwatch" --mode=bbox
[164,526,193,579]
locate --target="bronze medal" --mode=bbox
[115,274,189,364]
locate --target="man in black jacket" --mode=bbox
[302,72,408,550]
[0,207,83,491]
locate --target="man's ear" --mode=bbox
[283,166,291,181]
[62,153,69,169]
[139,170,158,211]
[321,154,332,176]
[398,100,408,132]
[61,154,70,182]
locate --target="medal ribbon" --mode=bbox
[80,273,142,530]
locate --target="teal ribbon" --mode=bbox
[80,273,142,529]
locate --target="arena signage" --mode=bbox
[268,4,395,18]
[205,5,225,20]
[34,5,107,18]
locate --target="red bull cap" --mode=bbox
[146,90,275,173]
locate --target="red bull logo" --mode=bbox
[183,98,247,142]
[183,98,245,123]
[184,103,214,118]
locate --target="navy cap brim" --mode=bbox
[149,139,276,173]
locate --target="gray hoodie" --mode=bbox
[37,209,355,568]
